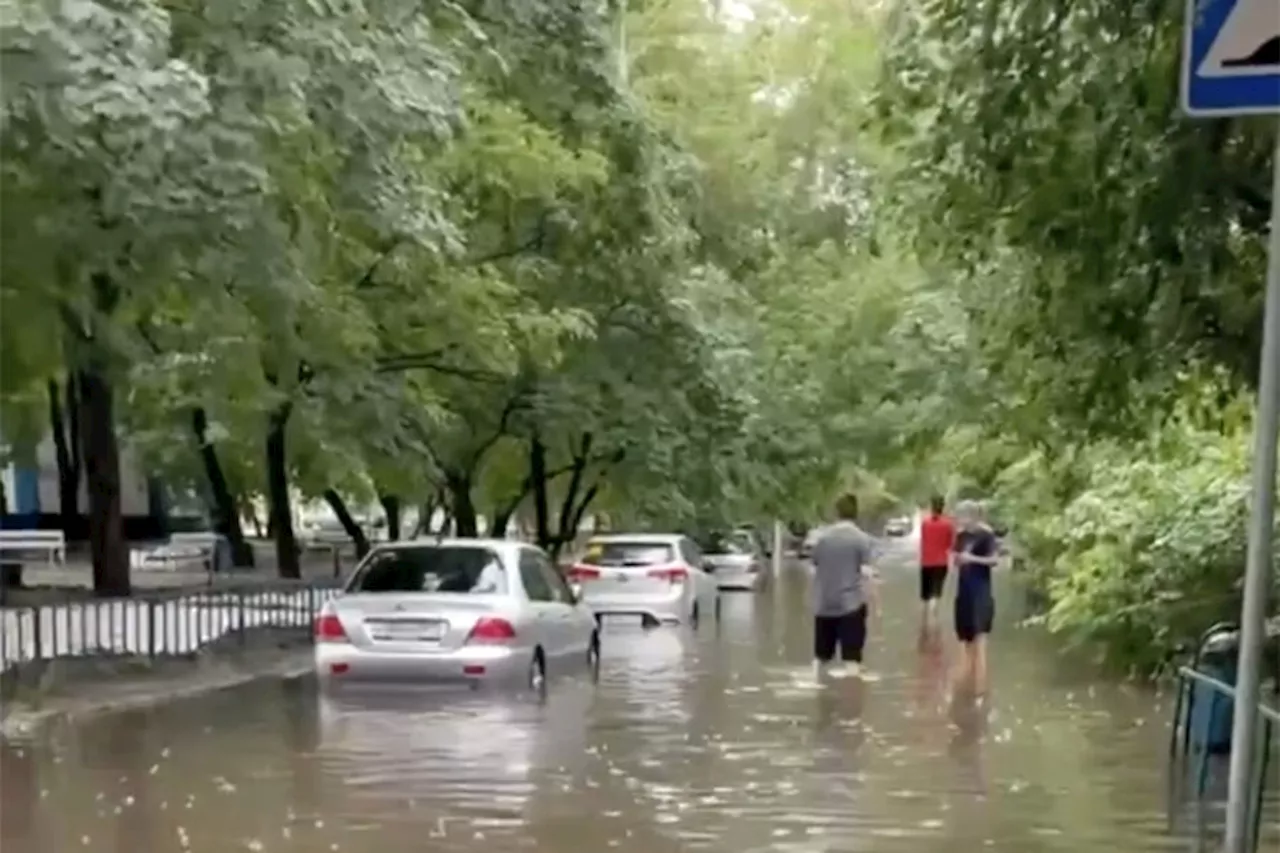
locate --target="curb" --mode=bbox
[0,653,313,739]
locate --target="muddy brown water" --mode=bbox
[2,544,1277,852]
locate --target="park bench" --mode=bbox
[0,529,66,565]
[133,531,222,572]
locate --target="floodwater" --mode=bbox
[2,544,1277,853]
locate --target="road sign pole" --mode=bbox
[1222,120,1280,853]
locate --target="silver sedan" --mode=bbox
[314,539,600,690]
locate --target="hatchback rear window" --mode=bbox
[347,546,507,594]
[582,542,674,567]
[698,532,751,554]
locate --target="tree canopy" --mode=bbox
[1,0,944,588]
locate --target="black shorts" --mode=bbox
[954,593,995,643]
[920,565,948,601]
[814,607,868,663]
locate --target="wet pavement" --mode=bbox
[2,543,1277,852]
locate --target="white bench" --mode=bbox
[134,532,221,572]
[0,530,66,565]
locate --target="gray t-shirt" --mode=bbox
[810,520,874,616]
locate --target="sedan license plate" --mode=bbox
[367,619,444,642]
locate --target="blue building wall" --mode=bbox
[13,467,40,515]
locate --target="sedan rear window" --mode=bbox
[582,542,674,567]
[347,546,507,595]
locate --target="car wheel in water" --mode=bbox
[714,595,722,621]
[529,651,546,692]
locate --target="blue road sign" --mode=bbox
[1182,0,1280,117]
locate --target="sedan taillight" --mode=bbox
[314,613,349,643]
[466,617,517,644]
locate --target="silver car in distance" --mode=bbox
[314,539,600,690]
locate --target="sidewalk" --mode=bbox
[10,539,348,599]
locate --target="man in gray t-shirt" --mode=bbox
[809,493,879,677]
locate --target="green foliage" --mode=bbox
[862,0,1280,674]
[877,0,1273,436]
[1013,393,1277,673]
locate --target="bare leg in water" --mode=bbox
[972,634,989,696]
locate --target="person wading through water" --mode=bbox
[918,494,955,629]
[951,499,999,695]
[809,493,880,681]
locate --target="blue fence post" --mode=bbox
[1249,716,1271,852]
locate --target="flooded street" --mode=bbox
[2,544,1277,852]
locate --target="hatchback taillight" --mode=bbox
[314,613,348,643]
[466,617,517,644]
[567,565,601,582]
[648,567,688,583]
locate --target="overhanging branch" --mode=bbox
[374,352,509,383]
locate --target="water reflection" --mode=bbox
[1,560,1277,852]
[946,692,989,796]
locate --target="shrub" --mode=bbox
[999,397,1277,674]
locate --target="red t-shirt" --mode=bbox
[920,513,955,568]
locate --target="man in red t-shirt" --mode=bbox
[918,494,955,624]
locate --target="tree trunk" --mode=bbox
[446,473,478,537]
[322,489,371,557]
[76,366,130,596]
[378,494,401,540]
[0,480,14,595]
[554,433,592,550]
[192,407,254,567]
[564,482,601,552]
[48,378,82,540]
[412,503,430,536]
[535,432,597,559]
[489,505,514,539]
[242,496,264,539]
[530,432,551,550]
[265,404,300,579]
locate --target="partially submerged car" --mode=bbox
[566,533,720,628]
[697,530,768,591]
[314,539,599,690]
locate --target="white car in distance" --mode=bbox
[314,539,600,690]
[566,533,721,628]
[699,530,768,592]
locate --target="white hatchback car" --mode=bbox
[314,539,600,690]
[567,533,721,628]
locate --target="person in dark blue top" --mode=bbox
[951,500,999,694]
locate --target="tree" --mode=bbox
[876,0,1274,435]
[2,0,277,594]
